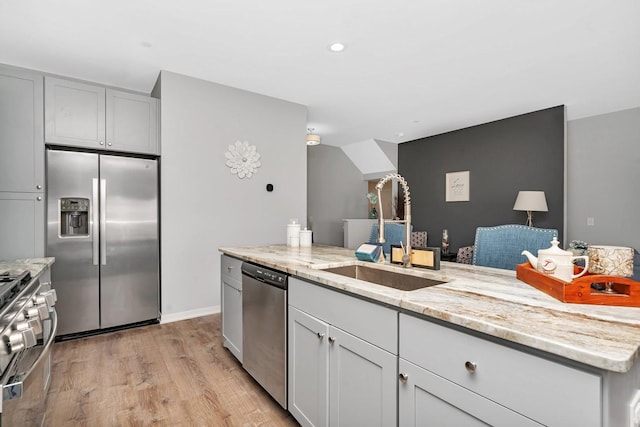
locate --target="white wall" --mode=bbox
[307,144,368,246]
[567,107,640,250]
[158,71,307,321]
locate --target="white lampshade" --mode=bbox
[306,133,321,145]
[513,191,548,227]
[306,128,321,146]
[513,191,548,212]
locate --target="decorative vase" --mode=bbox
[442,229,449,255]
[368,206,377,219]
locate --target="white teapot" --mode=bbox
[521,237,590,282]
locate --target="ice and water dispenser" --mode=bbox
[59,198,90,237]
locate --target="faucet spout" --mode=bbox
[375,173,412,267]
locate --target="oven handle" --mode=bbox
[2,310,58,401]
[24,310,57,380]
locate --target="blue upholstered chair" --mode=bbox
[369,223,412,255]
[472,224,558,270]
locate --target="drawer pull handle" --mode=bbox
[227,266,233,271]
[399,373,409,382]
[465,361,477,374]
[316,332,325,339]
[328,336,336,344]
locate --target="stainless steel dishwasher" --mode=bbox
[241,262,288,409]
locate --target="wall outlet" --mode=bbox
[587,217,595,226]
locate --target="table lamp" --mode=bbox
[513,191,548,227]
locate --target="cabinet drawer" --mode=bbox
[399,358,542,427]
[221,255,243,282]
[289,277,397,354]
[400,313,601,427]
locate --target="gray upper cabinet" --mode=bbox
[106,89,158,154]
[44,77,106,148]
[45,77,158,155]
[0,66,44,193]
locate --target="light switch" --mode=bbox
[587,217,595,226]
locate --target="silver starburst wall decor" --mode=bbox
[225,140,261,179]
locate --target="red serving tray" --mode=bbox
[516,262,640,307]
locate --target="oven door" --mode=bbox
[1,310,57,427]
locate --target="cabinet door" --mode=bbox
[0,192,45,259]
[221,275,242,362]
[0,67,44,193]
[44,77,106,148]
[328,325,397,427]
[398,358,541,427]
[288,307,329,427]
[106,89,158,154]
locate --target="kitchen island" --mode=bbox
[220,244,640,427]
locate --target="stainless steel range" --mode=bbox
[0,270,57,426]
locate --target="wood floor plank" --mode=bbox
[45,314,298,427]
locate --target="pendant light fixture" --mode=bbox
[306,128,321,146]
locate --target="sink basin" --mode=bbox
[321,264,445,291]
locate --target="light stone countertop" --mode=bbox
[0,257,55,279]
[220,244,640,373]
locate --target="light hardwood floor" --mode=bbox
[45,314,298,426]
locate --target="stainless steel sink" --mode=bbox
[321,264,445,291]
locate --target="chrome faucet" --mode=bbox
[376,173,412,267]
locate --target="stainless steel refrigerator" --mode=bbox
[46,149,159,336]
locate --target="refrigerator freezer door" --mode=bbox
[99,155,159,328]
[46,150,100,335]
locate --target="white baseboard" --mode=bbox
[160,305,221,324]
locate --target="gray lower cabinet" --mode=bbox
[289,307,329,427]
[0,192,45,260]
[328,322,397,427]
[398,358,541,426]
[221,255,243,362]
[399,313,602,427]
[288,277,397,427]
[44,76,159,155]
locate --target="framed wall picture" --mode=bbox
[446,171,470,202]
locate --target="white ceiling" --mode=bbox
[1,0,638,147]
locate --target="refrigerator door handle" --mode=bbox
[92,178,100,265]
[100,178,107,266]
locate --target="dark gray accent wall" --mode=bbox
[399,106,565,252]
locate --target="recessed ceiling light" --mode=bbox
[329,42,346,52]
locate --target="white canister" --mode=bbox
[287,222,301,247]
[300,229,313,247]
[587,245,634,277]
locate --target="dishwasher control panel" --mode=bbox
[241,262,288,289]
